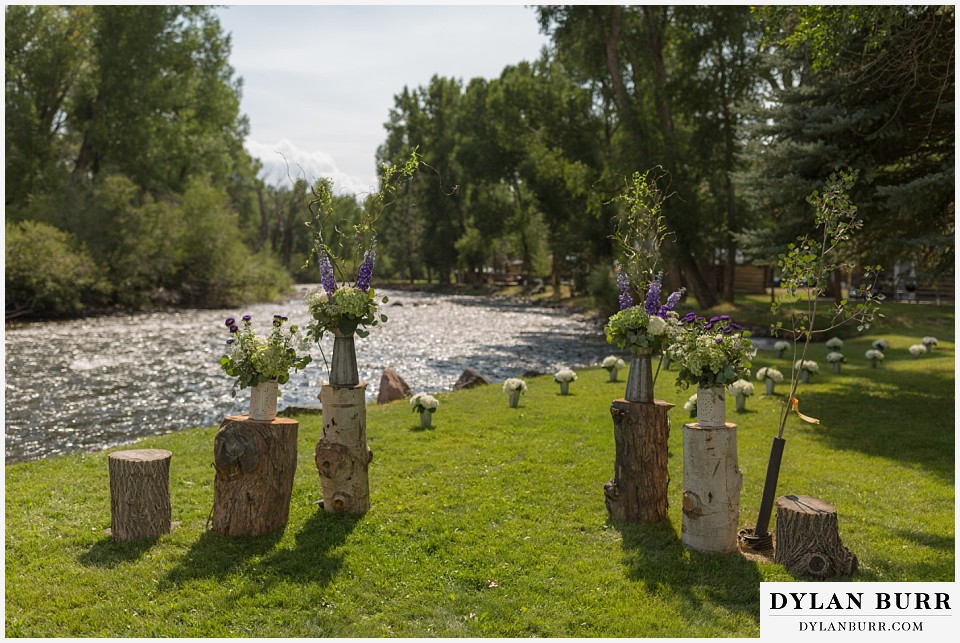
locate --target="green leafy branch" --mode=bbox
[610,168,672,294]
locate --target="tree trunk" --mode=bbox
[316,383,373,514]
[775,495,858,578]
[108,449,172,542]
[212,415,298,536]
[604,399,674,523]
[681,422,742,553]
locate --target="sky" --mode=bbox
[214,3,553,196]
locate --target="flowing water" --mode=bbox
[4,287,610,463]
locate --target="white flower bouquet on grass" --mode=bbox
[826,351,846,373]
[794,359,819,383]
[503,378,527,408]
[729,379,754,411]
[554,368,577,395]
[602,355,627,382]
[921,336,938,352]
[865,349,885,368]
[411,392,439,428]
[755,366,784,395]
[908,344,926,359]
[825,337,844,350]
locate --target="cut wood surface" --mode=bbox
[681,422,742,553]
[604,399,674,523]
[316,383,372,514]
[108,448,172,542]
[212,415,298,536]
[775,494,858,578]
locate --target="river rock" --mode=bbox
[453,368,491,391]
[377,368,412,404]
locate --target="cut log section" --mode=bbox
[604,399,674,523]
[681,422,742,553]
[212,415,298,536]
[316,383,372,514]
[774,495,858,578]
[108,449,172,542]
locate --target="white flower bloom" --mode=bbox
[871,338,889,351]
[908,344,926,357]
[825,337,844,350]
[826,351,845,363]
[756,367,784,383]
[410,393,439,412]
[921,336,939,347]
[602,355,626,370]
[683,393,698,412]
[795,359,819,373]
[774,340,791,352]
[554,368,577,383]
[865,349,885,361]
[503,378,527,393]
[729,379,754,397]
[646,314,667,337]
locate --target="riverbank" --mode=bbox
[6,346,954,636]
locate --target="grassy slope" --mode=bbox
[5,309,954,637]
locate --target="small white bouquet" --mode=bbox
[921,336,938,352]
[602,355,627,382]
[774,340,791,358]
[908,344,926,359]
[683,392,698,417]
[503,378,527,408]
[865,349,885,368]
[825,337,844,350]
[756,366,784,394]
[410,393,439,428]
[554,368,577,395]
[826,351,846,373]
[729,379,754,411]
[871,338,889,352]
[794,359,819,383]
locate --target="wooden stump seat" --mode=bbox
[775,494,858,578]
[212,415,298,536]
[108,448,172,542]
[604,398,673,523]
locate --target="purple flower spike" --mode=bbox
[659,289,684,317]
[319,253,337,297]
[616,271,633,310]
[225,317,235,327]
[644,273,662,315]
[356,247,376,291]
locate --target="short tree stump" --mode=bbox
[108,448,172,542]
[775,494,858,578]
[212,415,298,536]
[681,422,742,553]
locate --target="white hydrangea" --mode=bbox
[774,340,791,352]
[865,349,885,361]
[646,314,667,337]
[554,368,577,383]
[871,338,889,351]
[602,355,626,370]
[908,344,926,357]
[410,393,439,412]
[729,379,754,397]
[826,351,845,363]
[795,359,819,373]
[503,378,527,393]
[825,337,844,350]
[756,367,784,383]
[683,393,698,412]
[921,336,938,348]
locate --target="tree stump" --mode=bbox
[108,449,172,542]
[604,399,674,523]
[774,495,858,578]
[316,383,372,514]
[681,422,742,553]
[212,415,298,536]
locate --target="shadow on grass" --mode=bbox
[410,424,436,433]
[79,535,158,568]
[258,510,361,586]
[160,527,285,588]
[613,518,761,624]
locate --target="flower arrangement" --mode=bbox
[921,336,938,351]
[865,349,885,368]
[410,392,439,414]
[683,393,697,417]
[503,377,527,408]
[774,340,791,358]
[825,337,844,350]
[729,379,754,397]
[908,344,926,359]
[794,359,818,383]
[756,366,783,395]
[604,273,683,356]
[670,313,754,389]
[218,314,312,392]
[826,351,845,363]
[554,368,577,383]
[871,338,889,352]
[602,355,626,371]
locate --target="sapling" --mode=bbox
[744,169,883,550]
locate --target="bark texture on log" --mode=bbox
[316,383,372,514]
[774,495,858,578]
[681,422,742,553]
[212,415,298,536]
[604,399,674,523]
[108,449,172,542]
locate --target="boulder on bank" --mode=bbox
[453,368,491,391]
[377,368,412,404]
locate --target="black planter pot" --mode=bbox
[741,436,786,551]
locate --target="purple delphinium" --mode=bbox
[356,247,376,291]
[319,253,337,297]
[230,324,239,333]
[242,314,252,322]
[616,271,633,310]
[644,273,662,315]
[224,317,235,327]
[658,288,685,318]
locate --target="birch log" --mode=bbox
[774,495,858,578]
[212,415,298,536]
[681,422,742,553]
[108,449,172,542]
[316,382,372,514]
[604,399,673,523]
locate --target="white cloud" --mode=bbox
[246,138,374,196]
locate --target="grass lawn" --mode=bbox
[4,309,954,637]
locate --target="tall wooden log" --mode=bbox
[108,449,172,542]
[775,495,858,578]
[212,415,298,536]
[316,383,372,514]
[681,422,742,553]
[604,399,674,523]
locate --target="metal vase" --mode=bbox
[419,411,432,429]
[696,385,726,428]
[625,349,654,403]
[249,380,279,421]
[330,330,359,388]
[735,393,746,412]
[508,390,521,408]
[764,378,776,395]
[559,382,570,395]
[833,361,842,374]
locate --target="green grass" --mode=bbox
[5,316,954,637]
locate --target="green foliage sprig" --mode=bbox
[610,169,671,297]
[772,168,883,437]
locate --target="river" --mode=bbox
[4,287,610,463]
